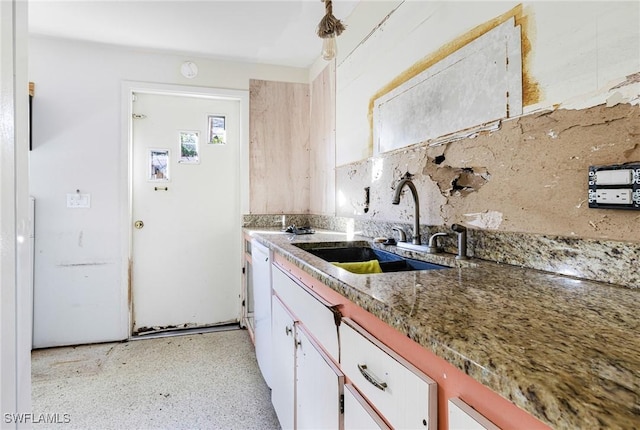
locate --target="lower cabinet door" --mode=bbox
[271,296,296,430]
[448,398,500,430]
[344,383,391,430]
[295,323,344,430]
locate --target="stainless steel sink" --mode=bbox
[294,242,448,273]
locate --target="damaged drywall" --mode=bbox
[422,154,491,197]
[336,103,640,241]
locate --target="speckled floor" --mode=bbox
[31,329,281,430]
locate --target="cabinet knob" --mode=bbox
[285,326,292,336]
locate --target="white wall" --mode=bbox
[1,0,31,423]
[29,36,308,347]
[336,1,640,165]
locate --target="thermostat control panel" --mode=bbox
[588,163,640,210]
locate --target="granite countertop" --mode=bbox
[246,228,640,429]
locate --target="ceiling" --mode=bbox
[28,0,359,69]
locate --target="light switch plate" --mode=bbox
[67,193,91,208]
[588,163,640,210]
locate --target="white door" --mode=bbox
[131,92,241,334]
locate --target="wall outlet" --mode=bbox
[595,189,632,204]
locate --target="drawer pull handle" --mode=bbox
[358,364,388,391]
[285,326,292,336]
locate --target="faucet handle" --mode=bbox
[391,226,407,242]
[427,232,448,253]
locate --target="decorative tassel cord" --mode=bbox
[317,0,345,38]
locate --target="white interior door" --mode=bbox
[131,92,241,334]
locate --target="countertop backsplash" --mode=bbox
[243,214,639,289]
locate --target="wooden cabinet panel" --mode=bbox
[249,79,310,214]
[340,318,437,430]
[309,63,336,215]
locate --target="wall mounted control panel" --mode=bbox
[588,163,640,210]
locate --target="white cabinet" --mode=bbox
[271,264,344,429]
[251,239,272,387]
[271,296,296,430]
[271,293,344,430]
[344,383,391,430]
[272,265,339,360]
[340,318,438,430]
[296,323,344,430]
[448,398,500,430]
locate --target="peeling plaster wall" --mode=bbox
[332,1,640,243]
[337,103,640,241]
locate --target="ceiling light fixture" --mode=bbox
[317,0,345,61]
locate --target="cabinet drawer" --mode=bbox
[272,265,339,360]
[340,318,437,430]
[448,398,500,430]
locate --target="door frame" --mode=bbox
[120,81,249,338]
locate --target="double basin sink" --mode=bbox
[294,241,448,274]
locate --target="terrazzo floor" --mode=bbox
[31,329,281,430]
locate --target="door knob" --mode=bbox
[134,220,144,229]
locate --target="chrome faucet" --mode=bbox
[392,175,421,245]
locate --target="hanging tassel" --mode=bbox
[317,0,345,39]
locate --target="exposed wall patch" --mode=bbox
[464,211,504,229]
[452,168,491,196]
